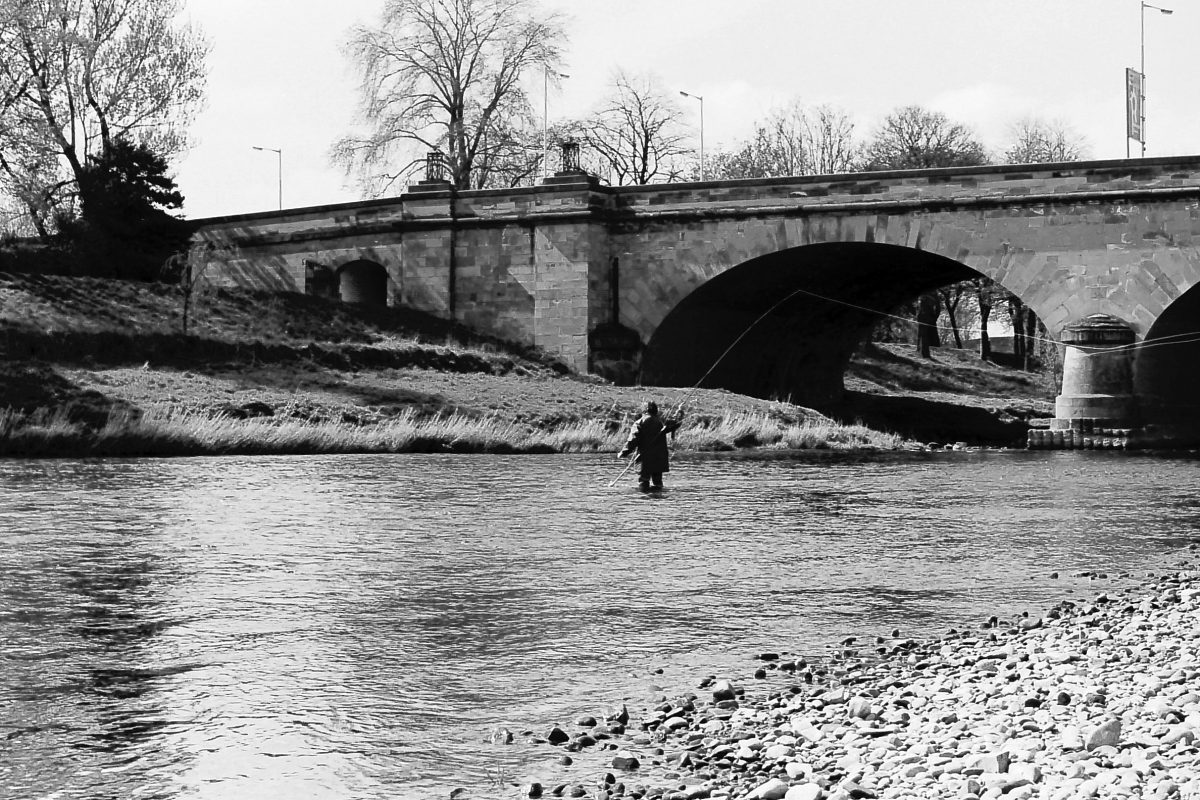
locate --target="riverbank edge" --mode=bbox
[515,558,1200,800]
[0,402,913,459]
[0,273,1057,457]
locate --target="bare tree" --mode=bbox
[805,104,859,175]
[1003,117,1089,164]
[860,106,988,357]
[0,0,208,237]
[333,0,564,194]
[861,105,989,171]
[937,283,971,349]
[713,100,857,179]
[570,70,692,186]
[1007,294,1044,371]
[974,277,1007,362]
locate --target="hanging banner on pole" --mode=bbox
[1127,68,1144,144]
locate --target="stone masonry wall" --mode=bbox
[608,188,1200,345]
[193,157,1200,387]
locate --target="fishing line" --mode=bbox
[609,283,815,487]
[611,280,1200,486]
[785,284,1200,360]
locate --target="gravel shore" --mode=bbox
[524,562,1200,800]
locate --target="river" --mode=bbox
[1,450,1197,799]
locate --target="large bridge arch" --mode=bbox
[641,242,984,406]
[1135,285,1200,441]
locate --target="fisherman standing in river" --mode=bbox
[618,401,683,492]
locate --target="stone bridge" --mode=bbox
[195,155,1200,444]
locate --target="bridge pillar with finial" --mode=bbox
[1044,314,1138,448]
[408,149,452,192]
[542,141,592,186]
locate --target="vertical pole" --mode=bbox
[699,96,706,181]
[1140,3,1147,157]
[542,66,549,180]
[277,149,283,210]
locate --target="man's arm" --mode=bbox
[618,418,643,458]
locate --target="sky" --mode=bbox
[172,0,1200,220]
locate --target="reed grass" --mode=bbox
[677,409,904,452]
[0,404,906,458]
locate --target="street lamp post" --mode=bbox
[1140,1,1173,157]
[252,146,282,209]
[679,90,705,181]
[543,67,569,179]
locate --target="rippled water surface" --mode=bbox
[2,450,1199,799]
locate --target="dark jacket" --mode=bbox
[619,413,681,473]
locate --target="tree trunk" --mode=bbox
[978,294,992,362]
[1023,311,1038,371]
[941,292,963,348]
[1009,302,1026,364]
[916,292,940,359]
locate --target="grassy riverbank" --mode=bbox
[515,557,1200,800]
[0,272,1052,457]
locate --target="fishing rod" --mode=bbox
[609,284,813,487]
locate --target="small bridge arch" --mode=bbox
[338,259,389,306]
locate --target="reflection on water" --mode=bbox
[1,450,1197,798]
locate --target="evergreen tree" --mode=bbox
[67,137,194,280]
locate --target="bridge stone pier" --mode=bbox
[195,155,1200,448]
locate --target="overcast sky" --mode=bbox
[173,0,1200,220]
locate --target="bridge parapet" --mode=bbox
[607,156,1200,217]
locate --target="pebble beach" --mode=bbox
[516,559,1200,800]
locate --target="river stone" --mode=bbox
[790,715,825,742]
[764,743,792,760]
[612,750,640,770]
[711,680,737,702]
[1143,697,1175,718]
[745,777,788,799]
[783,784,822,800]
[1085,718,1122,750]
[1060,725,1084,750]
[968,751,1011,774]
[1160,724,1194,746]
[547,726,569,745]
[1009,763,1042,783]
[847,697,873,719]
